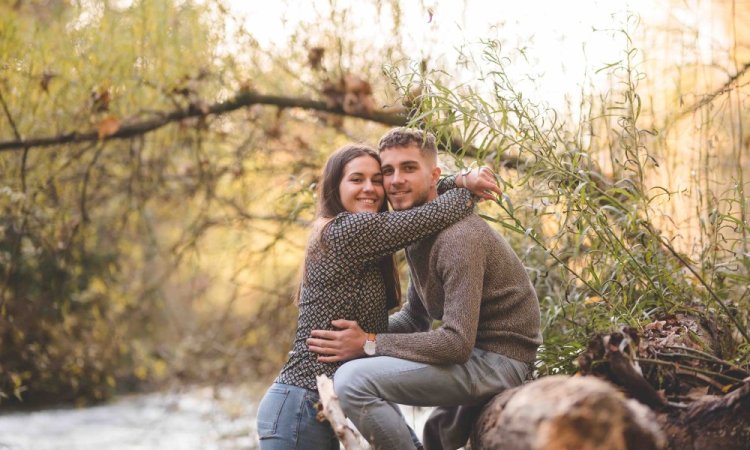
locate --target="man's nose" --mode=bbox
[390,170,405,185]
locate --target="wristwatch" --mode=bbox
[363,333,377,356]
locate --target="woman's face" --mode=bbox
[338,155,385,214]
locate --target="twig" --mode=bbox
[662,345,750,375]
[0,89,30,192]
[80,144,106,224]
[635,358,745,384]
[674,61,750,121]
[648,225,750,345]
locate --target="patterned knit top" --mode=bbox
[275,180,474,390]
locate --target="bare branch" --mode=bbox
[316,375,368,450]
[0,89,29,191]
[0,92,409,152]
[675,61,750,120]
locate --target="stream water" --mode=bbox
[0,385,430,450]
[0,385,260,450]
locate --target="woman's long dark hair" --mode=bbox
[293,144,401,310]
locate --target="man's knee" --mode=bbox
[333,360,375,412]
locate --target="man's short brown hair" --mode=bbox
[377,127,438,164]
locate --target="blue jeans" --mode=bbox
[256,383,339,450]
[334,348,529,450]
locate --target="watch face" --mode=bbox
[364,340,376,355]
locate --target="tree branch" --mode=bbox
[0,92,408,153]
[0,89,531,178]
[316,374,367,450]
[675,61,750,121]
[0,89,30,191]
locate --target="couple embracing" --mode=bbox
[257,128,542,450]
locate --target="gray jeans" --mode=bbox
[333,348,529,450]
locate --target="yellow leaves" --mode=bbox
[89,277,108,294]
[97,116,120,140]
[584,296,604,305]
[134,366,148,381]
[8,372,29,401]
[152,360,168,379]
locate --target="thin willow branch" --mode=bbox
[647,224,750,345]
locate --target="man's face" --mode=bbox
[380,144,440,210]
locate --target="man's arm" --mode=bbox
[375,234,485,365]
[306,281,431,363]
[388,281,431,333]
[308,230,487,365]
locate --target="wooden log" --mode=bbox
[316,374,369,450]
[471,375,665,450]
[659,377,750,450]
[575,327,750,450]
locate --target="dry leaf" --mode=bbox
[686,385,709,400]
[97,116,120,140]
[584,296,603,305]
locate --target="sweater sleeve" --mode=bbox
[437,175,458,195]
[324,188,474,261]
[376,232,485,364]
[387,281,431,333]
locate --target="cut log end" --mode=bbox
[472,375,666,450]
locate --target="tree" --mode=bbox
[1,0,748,413]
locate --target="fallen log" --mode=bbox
[321,317,748,450]
[660,379,750,450]
[470,375,665,450]
[572,323,749,450]
[470,320,748,450]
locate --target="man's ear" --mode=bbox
[430,166,441,187]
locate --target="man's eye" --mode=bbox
[382,169,393,175]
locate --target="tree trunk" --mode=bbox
[470,323,749,450]
[470,375,664,450]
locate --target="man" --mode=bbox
[307,128,542,450]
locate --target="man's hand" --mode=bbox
[457,167,503,200]
[307,319,368,363]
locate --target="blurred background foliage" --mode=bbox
[0,0,748,406]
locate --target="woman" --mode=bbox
[256,143,490,449]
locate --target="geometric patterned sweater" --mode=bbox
[276,183,475,390]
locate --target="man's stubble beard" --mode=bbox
[389,187,431,211]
